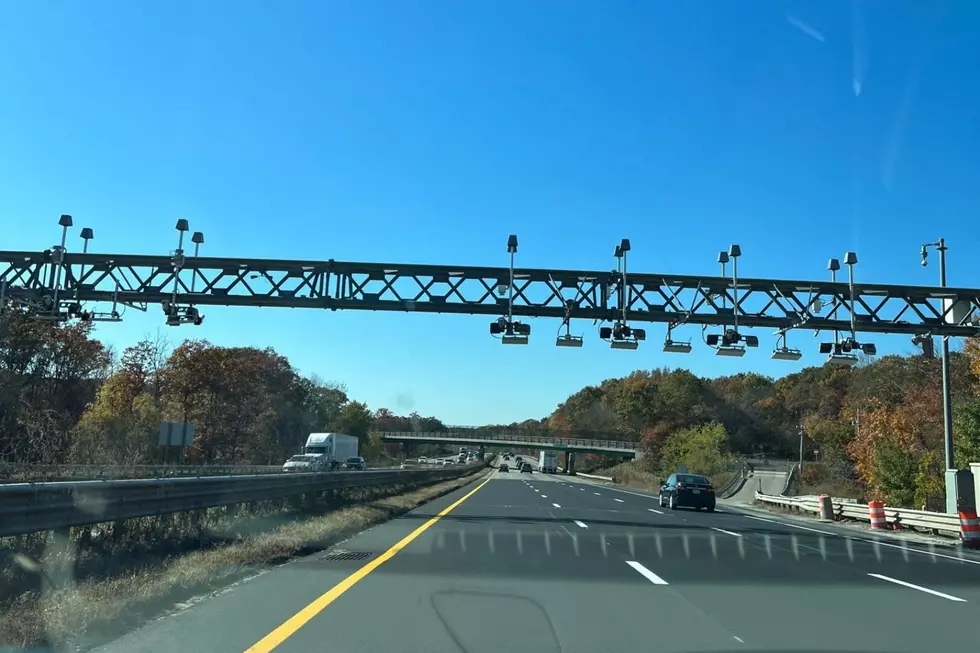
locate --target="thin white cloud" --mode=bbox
[786,14,825,43]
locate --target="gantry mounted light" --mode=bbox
[771,332,802,361]
[602,238,645,350]
[600,322,645,350]
[555,299,584,347]
[163,219,206,326]
[489,234,529,344]
[706,244,757,356]
[663,325,692,353]
[817,252,874,366]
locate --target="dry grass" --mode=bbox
[603,460,736,496]
[0,468,489,651]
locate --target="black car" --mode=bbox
[342,456,366,470]
[520,462,532,473]
[658,473,715,511]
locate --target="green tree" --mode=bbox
[658,422,733,479]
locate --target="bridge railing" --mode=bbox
[378,431,636,451]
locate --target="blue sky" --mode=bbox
[2,1,979,425]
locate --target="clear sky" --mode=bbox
[1,1,979,425]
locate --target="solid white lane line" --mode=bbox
[647,508,664,514]
[712,527,742,537]
[742,515,833,536]
[868,573,966,602]
[552,503,562,508]
[626,560,669,585]
[574,520,588,529]
[614,498,625,503]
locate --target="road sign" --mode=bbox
[159,422,195,447]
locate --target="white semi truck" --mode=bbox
[538,450,558,474]
[304,432,359,470]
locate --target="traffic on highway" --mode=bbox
[88,462,980,653]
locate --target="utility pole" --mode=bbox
[922,238,957,513]
[798,424,804,475]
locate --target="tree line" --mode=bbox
[5,305,980,507]
[0,309,447,466]
[543,343,980,508]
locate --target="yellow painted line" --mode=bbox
[244,472,495,652]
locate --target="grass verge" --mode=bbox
[0,467,490,652]
[601,460,736,496]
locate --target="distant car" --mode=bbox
[342,456,366,470]
[659,473,715,512]
[282,454,326,472]
[499,463,509,473]
[520,463,532,473]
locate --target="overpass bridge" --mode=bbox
[378,431,639,459]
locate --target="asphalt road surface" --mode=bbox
[94,469,980,653]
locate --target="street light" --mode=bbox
[922,238,956,513]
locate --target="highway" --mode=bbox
[93,467,980,653]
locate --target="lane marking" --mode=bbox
[852,535,980,566]
[712,527,742,537]
[626,560,669,585]
[552,503,562,508]
[574,520,588,529]
[739,511,980,566]
[647,508,664,514]
[614,498,625,503]
[541,495,547,499]
[744,514,841,536]
[868,573,966,602]
[243,474,493,652]
[594,492,601,496]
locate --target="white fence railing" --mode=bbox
[754,492,961,536]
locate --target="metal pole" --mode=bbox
[799,425,804,474]
[938,238,954,471]
[732,256,738,332]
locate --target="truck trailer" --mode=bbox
[304,433,359,470]
[538,450,558,474]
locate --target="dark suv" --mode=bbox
[343,456,366,470]
[659,473,715,511]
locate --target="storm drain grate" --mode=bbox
[323,550,373,561]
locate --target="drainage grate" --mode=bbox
[323,550,373,562]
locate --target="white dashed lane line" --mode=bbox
[573,520,588,529]
[626,560,668,585]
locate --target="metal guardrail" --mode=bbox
[0,463,286,481]
[379,431,637,452]
[754,492,961,535]
[0,463,485,538]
